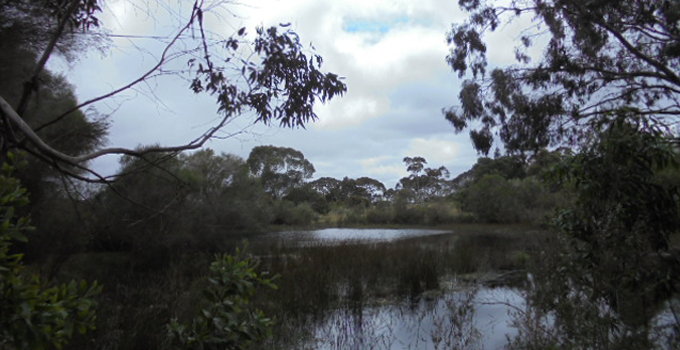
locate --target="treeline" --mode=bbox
[22,143,578,270]
[18,143,565,267]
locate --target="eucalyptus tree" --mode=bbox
[246,145,315,199]
[179,149,272,233]
[451,155,526,190]
[447,0,680,342]
[398,157,451,203]
[0,0,346,182]
[355,177,387,203]
[510,116,680,348]
[310,177,343,202]
[445,0,680,154]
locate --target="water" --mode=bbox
[262,228,526,349]
[260,228,680,349]
[265,228,451,246]
[312,287,524,350]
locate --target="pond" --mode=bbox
[263,227,451,246]
[258,227,679,349]
[259,228,529,349]
[310,287,524,350]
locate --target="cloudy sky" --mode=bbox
[50,0,524,188]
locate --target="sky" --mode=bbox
[49,0,527,188]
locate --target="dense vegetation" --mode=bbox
[1,0,680,349]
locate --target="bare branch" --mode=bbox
[596,20,680,88]
[35,1,202,133]
[1,94,230,167]
[15,0,80,117]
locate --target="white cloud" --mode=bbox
[233,0,461,129]
[56,0,485,185]
[405,138,461,164]
[367,165,407,177]
[359,156,392,168]
[359,156,408,183]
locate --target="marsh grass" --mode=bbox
[49,224,546,350]
[251,224,549,348]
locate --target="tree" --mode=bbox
[178,150,273,233]
[512,115,680,348]
[284,184,329,214]
[445,0,680,154]
[0,0,346,181]
[89,150,186,254]
[246,145,315,199]
[398,157,451,203]
[355,177,387,203]
[90,149,272,255]
[460,174,517,223]
[310,177,343,202]
[451,155,526,190]
[0,29,107,197]
[403,156,428,176]
[336,177,370,207]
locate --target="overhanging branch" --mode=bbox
[0,94,230,167]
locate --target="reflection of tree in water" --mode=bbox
[507,118,680,350]
[312,289,484,350]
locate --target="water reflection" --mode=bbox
[312,287,524,350]
[267,228,450,246]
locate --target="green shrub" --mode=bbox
[365,205,393,224]
[0,165,101,350]
[167,246,276,350]
[271,201,317,226]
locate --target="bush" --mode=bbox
[271,201,317,226]
[167,247,276,350]
[365,204,393,224]
[423,201,460,225]
[0,166,101,350]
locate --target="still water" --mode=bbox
[311,287,523,350]
[265,228,451,246]
[262,228,678,349]
[264,228,526,349]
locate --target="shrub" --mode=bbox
[0,165,101,350]
[365,205,393,224]
[271,201,317,226]
[167,246,277,350]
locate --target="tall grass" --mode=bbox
[251,225,549,348]
[51,224,547,349]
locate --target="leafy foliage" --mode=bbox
[0,0,346,179]
[397,157,452,203]
[247,145,315,199]
[0,163,101,350]
[167,246,276,350]
[446,0,680,154]
[92,149,273,255]
[515,115,680,348]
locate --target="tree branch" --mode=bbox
[35,1,202,133]
[0,94,230,167]
[15,0,80,117]
[596,20,680,88]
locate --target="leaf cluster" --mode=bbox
[446,0,680,154]
[166,246,277,350]
[523,114,680,345]
[0,163,101,350]
[190,23,347,130]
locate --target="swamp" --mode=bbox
[2,1,680,349]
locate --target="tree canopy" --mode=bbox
[247,145,315,199]
[397,157,451,202]
[0,0,346,181]
[445,0,680,154]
